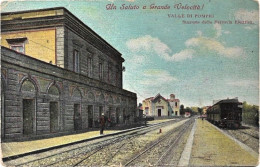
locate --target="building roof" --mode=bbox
[167,99,180,102]
[143,93,180,103]
[215,98,240,105]
[144,97,154,101]
[152,93,168,102]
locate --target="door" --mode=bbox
[88,105,93,128]
[23,99,34,135]
[74,104,82,130]
[116,108,120,124]
[108,107,112,118]
[50,102,58,133]
[123,109,126,123]
[99,106,103,118]
[158,109,161,117]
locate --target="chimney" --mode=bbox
[170,94,175,100]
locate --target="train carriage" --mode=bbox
[207,98,242,129]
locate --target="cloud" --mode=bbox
[141,69,177,86]
[185,37,244,58]
[227,79,258,88]
[197,31,203,36]
[126,35,194,61]
[127,54,146,64]
[234,9,258,30]
[213,23,230,37]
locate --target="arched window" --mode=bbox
[87,92,95,102]
[48,85,59,96]
[21,79,36,93]
[98,93,105,103]
[108,95,113,104]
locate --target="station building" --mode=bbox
[1,7,137,141]
[142,94,180,117]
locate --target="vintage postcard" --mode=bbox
[0,0,259,166]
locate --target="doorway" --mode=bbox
[23,99,34,135]
[99,106,103,118]
[116,108,119,124]
[158,109,161,117]
[88,105,93,128]
[50,102,58,132]
[74,104,82,130]
[108,107,112,118]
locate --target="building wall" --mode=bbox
[169,101,180,116]
[1,7,124,89]
[142,99,152,116]
[65,27,122,87]
[1,47,136,141]
[153,98,169,117]
[1,28,56,64]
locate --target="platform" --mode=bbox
[189,119,259,166]
[0,119,173,160]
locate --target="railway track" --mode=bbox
[124,118,195,166]
[224,128,259,153]
[239,130,259,140]
[14,119,186,167]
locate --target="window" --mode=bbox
[108,63,111,82]
[99,62,104,80]
[10,44,25,54]
[116,67,119,86]
[87,57,93,77]
[6,37,27,54]
[73,50,80,72]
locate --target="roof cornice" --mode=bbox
[1,7,124,62]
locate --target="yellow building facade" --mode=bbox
[1,28,56,64]
[142,93,180,117]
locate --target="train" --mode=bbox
[207,98,242,129]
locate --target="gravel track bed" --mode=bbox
[158,122,194,166]
[224,127,259,153]
[75,119,190,166]
[15,119,186,167]
[128,119,194,166]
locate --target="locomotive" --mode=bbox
[207,98,242,129]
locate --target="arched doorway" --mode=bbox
[73,88,82,130]
[48,84,60,133]
[115,108,120,124]
[107,95,113,120]
[87,91,95,128]
[21,79,37,135]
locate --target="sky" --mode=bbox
[1,0,259,107]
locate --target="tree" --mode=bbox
[242,101,259,127]
[180,104,185,115]
[191,107,199,113]
[198,108,203,115]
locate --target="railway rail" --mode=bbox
[124,118,195,166]
[224,127,259,153]
[13,118,186,167]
